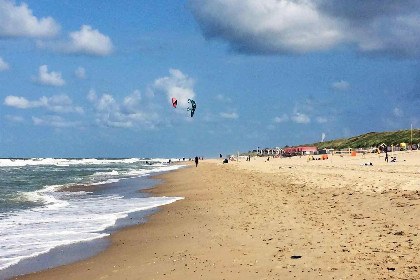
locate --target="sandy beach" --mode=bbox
[13,151,419,280]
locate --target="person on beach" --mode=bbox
[385,149,389,162]
[195,156,199,167]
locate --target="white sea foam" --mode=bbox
[0,195,183,270]
[92,170,119,177]
[0,158,147,167]
[0,158,190,167]
[0,161,186,270]
[19,185,69,209]
[17,164,184,204]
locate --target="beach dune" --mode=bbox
[14,151,420,280]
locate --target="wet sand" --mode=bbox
[13,151,420,279]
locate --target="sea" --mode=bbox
[0,158,184,279]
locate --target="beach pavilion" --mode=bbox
[284,146,318,155]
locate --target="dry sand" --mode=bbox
[13,151,420,280]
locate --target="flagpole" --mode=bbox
[411,124,413,151]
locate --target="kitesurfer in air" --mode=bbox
[187,99,196,117]
[172,97,178,108]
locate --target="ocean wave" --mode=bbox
[0,195,183,270]
[92,170,119,177]
[0,158,146,167]
[0,159,187,271]
[12,163,185,207]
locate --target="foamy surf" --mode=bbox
[0,158,186,272]
[0,195,183,270]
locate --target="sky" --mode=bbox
[0,0,419,158]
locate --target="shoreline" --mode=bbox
[1,167,182,280]
[11,153,420,279]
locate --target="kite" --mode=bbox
[187,99,196,117]
[172,97,177,108]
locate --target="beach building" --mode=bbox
[284,146,317,155]
[319,148,334,154]
[260,147,283,156]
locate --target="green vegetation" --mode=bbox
[305,129,420,150]
[241,129,419,155]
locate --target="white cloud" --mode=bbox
[39,25,113,56]
[5,114,24,123]
[67,25,113,56]
[74,66,86,79]
[321,132,326,142]
[123,89,142,113]
[291,112,310,124]
[87,89,159,129]
[190,0,343,54]
[32,116,80,127]
[189,0,420,57]
[4,96,38,108]
[33,65,65,86]
[37,25,113,56]
[153,69,195,109]
[274,114,289,123]
[0,57,9,71]
[43,94,84,114]
[4,94,83,113]
[96,94,118,112]
[0,0,60,38]
[220,112,238,119]
[331,80,350,91]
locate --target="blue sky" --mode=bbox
[0,0,419,158]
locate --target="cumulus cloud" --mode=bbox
[39,25,113,56]
[331,80,350,91]
[0,57,9,71]
[123,90,142,114]
[4,94,83,113]
[74,66,86,79]
[220,112,238,119]
[189,0,420,57]
[4,95,39,108]
[274,114,289,123]
[87,89,159,129]
[0,0,60,38]
[33,65,65,86]
[67,25,113,55]
[190,0,341,54]
[32,116,80,127]
[153,69,195,109]
[291,112,310,124]
[318,0,420,57]
[43,95,83,113]
[86,70,199,129]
